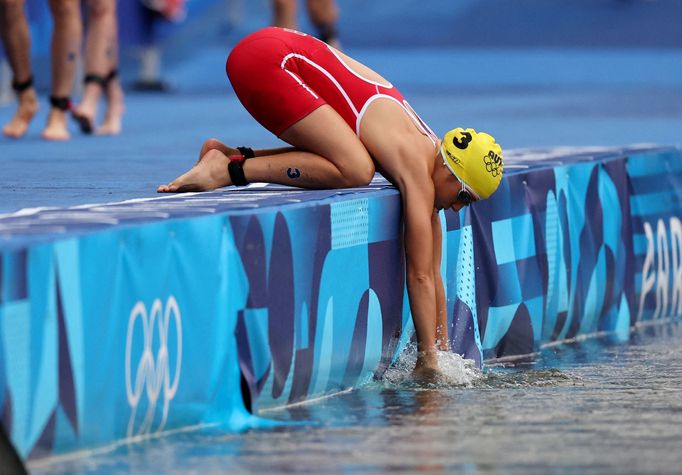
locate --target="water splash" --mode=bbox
[380,343,483,388]
[475,367,582,389]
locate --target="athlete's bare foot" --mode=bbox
[413,351,443,383]
[97,79,124,136]
[413,365,445,385]
[157,149,232,193]
[72,83,100,134]
[2,89,39,139]
[42,108,71,141]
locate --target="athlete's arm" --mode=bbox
[432,209,449,350]
[398,171,439,369]
[359,99,442,371]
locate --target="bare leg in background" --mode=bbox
[0,0,39,138]
[72,0,123,135]
[272,0,340,48]
[43,0,82,140]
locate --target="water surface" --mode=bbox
[33,322,682,474]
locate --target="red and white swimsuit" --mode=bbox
[226,27,437,143]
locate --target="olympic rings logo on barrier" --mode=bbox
[125,296,182,437]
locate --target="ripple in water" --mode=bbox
[476,366,584,389]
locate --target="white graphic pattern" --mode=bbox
[125,296,182,437]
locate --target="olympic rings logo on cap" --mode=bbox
[484,150,503,178]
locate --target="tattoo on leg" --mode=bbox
[68,51,77,61]
[287,167,301,179]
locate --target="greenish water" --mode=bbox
[32,322,682,474]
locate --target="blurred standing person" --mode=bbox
[141,0,186,22]
[44,0,124,140]
[72,0,124,135]
[0,0,39,138]
[132,0,186,91]
[272,0,340,48]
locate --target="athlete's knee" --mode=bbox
[86,0,114,20]
[0,0,25,12]
[340,160,375,188]
[49,0,79,18]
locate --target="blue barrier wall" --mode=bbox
[1,145,681,460]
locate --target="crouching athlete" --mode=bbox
[158,27,504,380]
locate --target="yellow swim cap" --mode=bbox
[440,128,504,200]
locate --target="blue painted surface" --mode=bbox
[1,1,682,215]
[1,47,681,214]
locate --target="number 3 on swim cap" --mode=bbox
[452,131,472,150]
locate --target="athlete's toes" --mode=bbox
[157,183,178,193]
